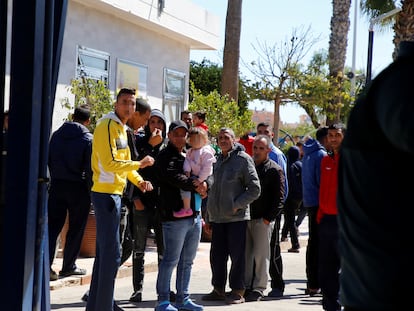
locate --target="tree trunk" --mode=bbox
[393,0,414,58]
[327,0,351,125]
[221,0,242,103]
[272,95,281,144]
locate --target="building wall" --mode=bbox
[54,1,191,131]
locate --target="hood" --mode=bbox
[97,111,125,128]
[303,137,325,156]
[144,109,167,139]
[287,145,300,164]
[54,121,90,140]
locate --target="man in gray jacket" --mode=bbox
[202,128,261,305]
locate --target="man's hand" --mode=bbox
[139,155,155,168]
[196,181,208,198]
[148,128,163,147]
[138,180,153,193]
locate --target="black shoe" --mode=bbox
[169,291,176,302]
[81,290,89,302]
[202,289,226,301]
[306,288,322,297]
[245,290,264,302]
[268,288,283,298]
[50,269,58,281]
[129,291,142,302]
[59,267,87,277]
[288,247,300,253]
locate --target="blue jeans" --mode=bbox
[156,215,202,304]
[86,192,122,311]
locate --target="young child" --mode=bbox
[192,111,209,132]
[174,127,216,218]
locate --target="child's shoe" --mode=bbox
[173,209,193,218]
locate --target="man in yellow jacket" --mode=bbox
[86,88,154,311]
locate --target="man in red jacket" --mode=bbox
[318,123,345,311]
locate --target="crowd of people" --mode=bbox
[45,87,340,311]
[46,40,411,310]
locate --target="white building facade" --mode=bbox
[5,0,220,131]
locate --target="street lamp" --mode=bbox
[366,7,401,85]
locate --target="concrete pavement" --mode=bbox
[50,219,324,310]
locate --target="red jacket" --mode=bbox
[317,152,339,223]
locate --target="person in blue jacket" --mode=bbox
[301,126,329,296]
[48,105,93,281]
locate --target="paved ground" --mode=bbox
[50,219,322,311]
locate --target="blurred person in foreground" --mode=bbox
[337,41,414,311]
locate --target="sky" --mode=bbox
[190,0,396,123]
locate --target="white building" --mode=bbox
[5,0,220,131]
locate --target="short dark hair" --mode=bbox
[135,97,151,113]
[316,126,329,141]
[73,104,91,122]
[116,88,136,101]
[180,110,192,119]
[257,122,272,130]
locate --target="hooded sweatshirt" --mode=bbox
[48,121,93,188]
[301,138,327,207]
[91,112,143,195]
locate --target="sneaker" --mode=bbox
[288,247,300,253]
[225,291,245,304]
[245,290,264,302]
[175,298,203,311]
[129,291,142,302]
[201,289,225,301]
[59,267,86,277]
[268,288,283,298]
[155,301,178,311]
[50,269,58,281]
[173,209,193,218]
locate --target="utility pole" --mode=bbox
[366,7,401,85]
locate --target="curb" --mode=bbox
[50,236,309,291]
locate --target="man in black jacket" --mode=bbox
[48,105,92,281]
[244,135,285,301]
[154,120,208,311]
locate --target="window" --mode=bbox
[116,59,148,98]
[76,46,110,84]
[163,68,185,123]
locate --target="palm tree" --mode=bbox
[221,0,242,103]
[327,0,351,125]
[361,0,414,59]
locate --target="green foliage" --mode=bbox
[188,85,254,138]
[189,59,251,112]
[61,77,114,132]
